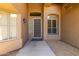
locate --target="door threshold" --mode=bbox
[32,38,43,41]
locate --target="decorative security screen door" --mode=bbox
[32,19,42,40]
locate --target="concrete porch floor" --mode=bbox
[46,40,79,56]
[3,40,79,56]
[3,41,55,56]
[16,41,55,56]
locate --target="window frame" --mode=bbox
[0,13,17,41]
[47,14,58,35]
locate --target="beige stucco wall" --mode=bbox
[0,3,28,55]
[61,4,79,48]
[21,14,28,45]
[13,3,28,45]
[44,4,61,40]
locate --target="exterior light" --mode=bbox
[10,14,17,17]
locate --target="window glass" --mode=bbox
[10,26,16,38]
[52,20,56,27]
[9,14,17,39]
[48,20,51,27]
[48,27,51,33]
[52,28,56,33]
[1,26,8,40]
[0,14,17,40]
[0,14,8,26]
[30,12,41,16]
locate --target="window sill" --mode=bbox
[48,33,58,35]
[0,38,17,43]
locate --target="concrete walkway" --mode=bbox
[16,41,55,56]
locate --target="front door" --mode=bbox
[32,19,42,41]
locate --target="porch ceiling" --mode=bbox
[0,3,18,13]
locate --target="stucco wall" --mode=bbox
[44,4,61,40]
[21,14,28,45]
[61,4,79,48]
[12,3,28,45]
[0,3,28,55]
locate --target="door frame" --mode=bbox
[32,17,43,40]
